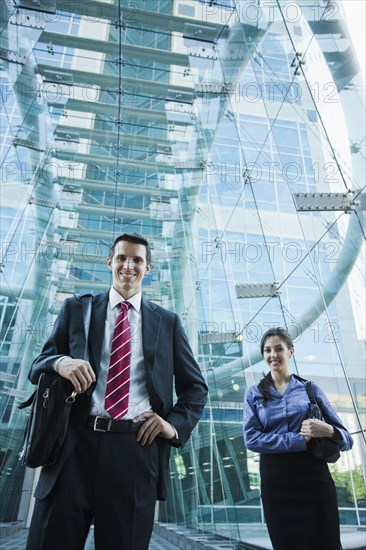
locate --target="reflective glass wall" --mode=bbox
[1,0,365,544]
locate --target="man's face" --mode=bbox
[107,240,151,298]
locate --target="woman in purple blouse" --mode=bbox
[243,327,353,550]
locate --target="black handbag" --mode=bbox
[306,381,341,463]
[18,294,93,468]
[18,373,77,468]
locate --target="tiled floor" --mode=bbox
[0,527,182,550]
[2,523,365,550]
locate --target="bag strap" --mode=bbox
[305,381,317,405]
[19,295,94,414]
[18,390,36,410]
[73,293,95,397]
[81,294,93,362]
[74,293,93,360]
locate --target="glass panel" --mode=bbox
[1,0,365,545]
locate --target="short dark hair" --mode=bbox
[260,327,294,355]
[108,233,152,264]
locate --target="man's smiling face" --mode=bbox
[107,240,151,298]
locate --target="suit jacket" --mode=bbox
[29,291,208,500]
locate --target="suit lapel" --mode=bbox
[141,296,161,373]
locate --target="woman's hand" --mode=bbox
[300,418,334,439]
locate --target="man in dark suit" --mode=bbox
[26,233,208,550]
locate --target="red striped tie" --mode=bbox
[105,301,132,420]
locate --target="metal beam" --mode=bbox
[57,227,167,242]
[39,31,190,66]
[235,282,280,299]
[49,100,196,130]
[75,203,157,220]
[293,191,360,212]
[53,1,227,37]
[52,150,176,174]
[50,99,169,122]
[57,124,173,150]
[57,201,191,223]
[58,177,178,198]
[38,64,195,103]
[200,332,243,345]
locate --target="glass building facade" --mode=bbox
[1,0,365,546]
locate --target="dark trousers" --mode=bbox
[26,427,159,550]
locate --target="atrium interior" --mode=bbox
[1,0,365,548]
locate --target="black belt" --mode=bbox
[87,416,144,433]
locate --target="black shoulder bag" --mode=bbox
[306,381,341,463]
[18,294,93,468]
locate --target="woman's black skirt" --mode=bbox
[260,451,341,550]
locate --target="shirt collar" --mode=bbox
[109,287,142,312]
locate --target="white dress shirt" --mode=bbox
[90,288,152,419]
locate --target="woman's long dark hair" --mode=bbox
[258,327,294,404]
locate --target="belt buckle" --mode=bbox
[93,416,112,432]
